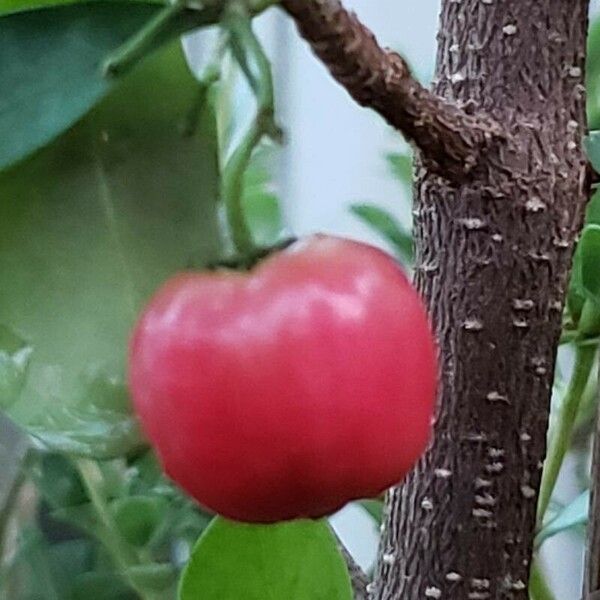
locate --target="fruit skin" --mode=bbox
[129,235,437,523]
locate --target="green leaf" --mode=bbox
[242,145,285,248]
[111,496,168,547]
[536,490,589,548]
[588,18,600,129]
[359,499,383,524]
[579,224,600,303]
[350,203,413,265]
[46,539,97,598]
[0,2,164,171]
[0,42,221,458]
[72,571,136,600]
[29,453,87,509]
[385,152,413,190]
[585,132,600,175]
[178,518,353,600]
[126,563,177,592]
[51,504,100,539]
[0,0,161,17]
[586,189,600,227]
[29,407,142,459]
[244,191,282,247]
[567,195,600,323]
[0,0,74,15]
[0,325,33,409]
[0,1,224,170]
[7,527,63,600]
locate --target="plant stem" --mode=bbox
[180,32,228,137]
[226,7,282,142]
[560,332,600,347]
[76,459,164,600]
[103,0,278,79]
[537,344,596,522]
[103,0,189,77]
[222,121,263,255]
[529,561,556,600]
[220,6,281,256]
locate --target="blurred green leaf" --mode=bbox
[536,490,589,548]
[579,225,600,304]
[585,132,600,175]
[30,453,87,509]
[350,203,413,265]
[148,500,212,556]
[565,189,600,324]
[71,571,137,600]
[359,499,383,524]
[0,1,224,170]
[0,2,163,170]
[51,504,100,540]
[0,326,33,410]
[385,152,413,190]
[242,146,284,248]
[29,407,142,460]
[244,192,283,247]
[6,527,63,600]
[0,42,221,458]
[111,496,168,547]
[126,563,177,592]
[588,18,600,129]
[0,0,162,16]
[178,518,353,600]
[46,540,99,598]
[587,189,600,227]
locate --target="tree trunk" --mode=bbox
[375,2,591,598]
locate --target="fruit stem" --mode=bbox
[180,31,229,138]
[222,122,263,256]
[221,6,282,256]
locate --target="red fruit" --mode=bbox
[129,235,437,523]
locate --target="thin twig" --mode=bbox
[279,0,503,182]
[538,345,596,522]
[584,366,600,599]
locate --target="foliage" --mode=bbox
[0,40,221,455]
[0,2,159,171]
[350,151,413,266]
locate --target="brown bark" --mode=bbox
[373,2,591,598]
[279,0,503,183]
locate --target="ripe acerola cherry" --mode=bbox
[129,235,437,523]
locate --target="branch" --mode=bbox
[279,0,503,181]
[330,526,369,600]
